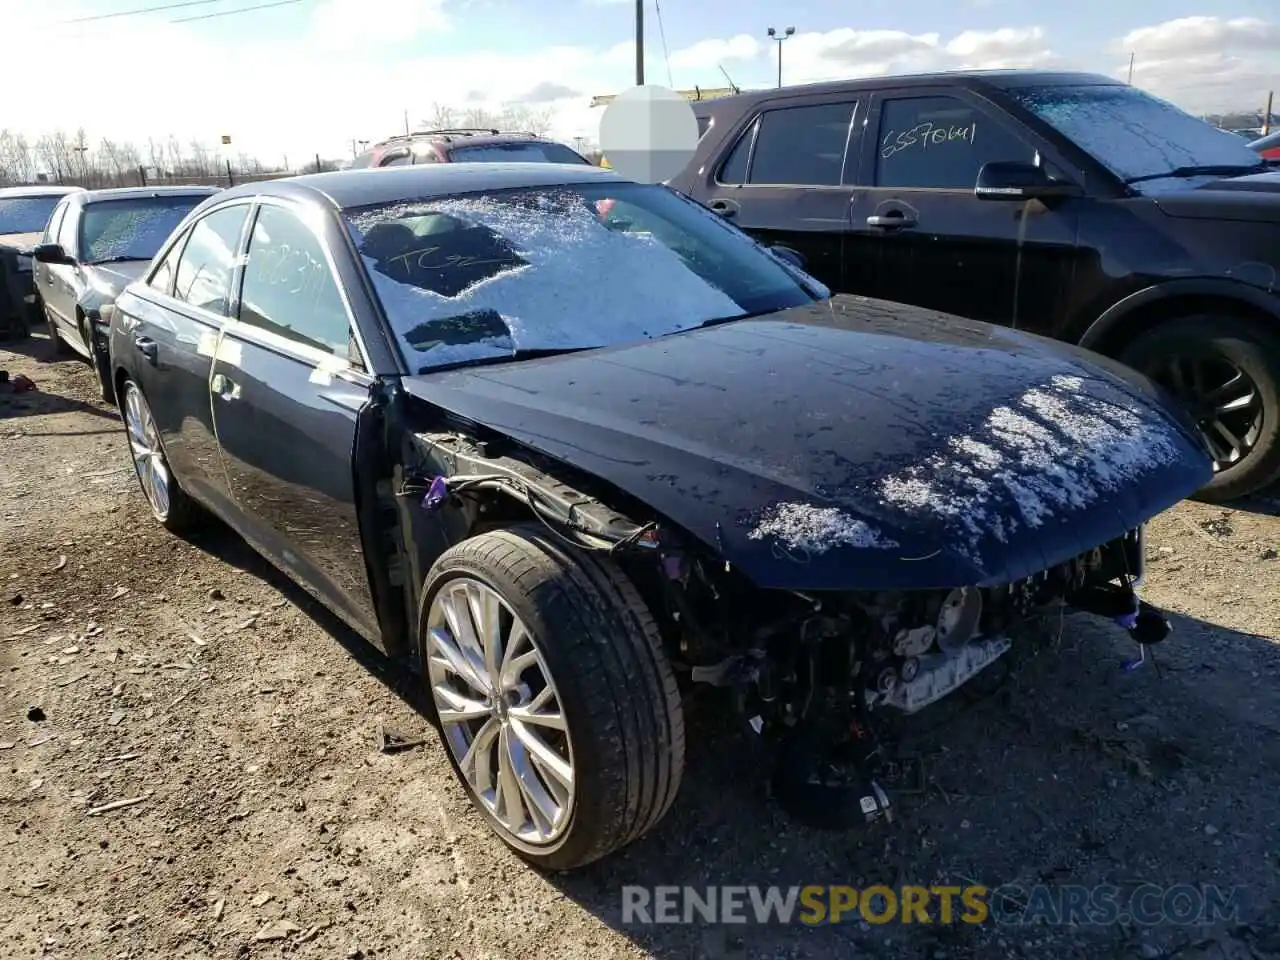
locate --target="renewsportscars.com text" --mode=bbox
[621,884,1247,927]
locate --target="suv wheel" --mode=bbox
[1121,314,1280,502]
[418,523,684,871]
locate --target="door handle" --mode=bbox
[134,335,158,364]
[707,199,736,218]
[866,212,917,229]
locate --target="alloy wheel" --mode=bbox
[122,383,172,519]
[425,577,575,846]
[1147,352,1264,473]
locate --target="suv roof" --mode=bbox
[352,129,590,169]
[0,184,86,199]
[691,69,1121,115]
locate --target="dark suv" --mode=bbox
[349,129,590,168]
[669,70,1280,502]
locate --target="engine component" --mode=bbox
[771,724,894,830]
[892,624,936,657]
[936,586,983,653]
[875,635,1011,713]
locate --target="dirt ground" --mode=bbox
[2,335,1279,960]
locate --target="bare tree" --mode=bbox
[423,102,458,130]
[0,130,36,183]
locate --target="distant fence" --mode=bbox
[6,165,298,191]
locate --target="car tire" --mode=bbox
[81,314,114,404]
[418,523,685,871]
[1120,314,1280,503]
[119,379,201,534]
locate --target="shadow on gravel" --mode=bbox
[174,517,1280,960]
[1228,488,1280,519]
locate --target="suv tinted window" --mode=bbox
[717,123,754,184]
[449,142,587,164]
[173,205,248,315]
[876,95,1035,190]
[749,102,857,186]
[239,204,350,356]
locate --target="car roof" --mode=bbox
[0,184,86,199]
[77,185,222,205]
[1250,130,1280,149]
[379,130,565,150]
[691,69,1123,114]
[215,162,625,211]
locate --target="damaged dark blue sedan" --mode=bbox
[106,163,1212,870]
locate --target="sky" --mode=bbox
[2,0,1278,166]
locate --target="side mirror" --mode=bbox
[770,244,806,270]
[29,242,73,265]
[974,161,1082,201]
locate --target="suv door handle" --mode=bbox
[211,372,239,400]
[707,199,737,218]
[866,212,917,229]
[134,336,158,364]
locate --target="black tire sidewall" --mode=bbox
[1120,314,1280,502]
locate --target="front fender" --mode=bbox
[1079,277,1280,351]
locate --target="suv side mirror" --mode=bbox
[29,242,74,265]
[974,161,1082,201]
[770,244,807,270]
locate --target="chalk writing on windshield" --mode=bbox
[880,121,977,160]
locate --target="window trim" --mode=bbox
[43,202,68,245]
[226,196,372,375]
[714,116,759,186]
[146,225,191,297]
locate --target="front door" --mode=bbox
[210,200,379,638]
[847,89,1080,334]
[43,200,82,345]
[693,96,866,294]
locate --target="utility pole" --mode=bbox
[1264,91,1274,136]
[767,26,795,89]
[634,0,644,85]
[1127,51,1135,84]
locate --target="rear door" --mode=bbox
[122,201,251,514]
[692,95,865,293]
[209,199,379,637]
[847,87,1080,331]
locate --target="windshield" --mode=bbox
[79,195,208,262]
[1008,83,1264,190]
[343,181,817,372]
[448,142,588,164]
[0,196,61,236]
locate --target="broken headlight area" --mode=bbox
[670,525,1166,829]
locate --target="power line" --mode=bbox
[653,0,674,88]
[62,0,228,23]
[171,0,301,21]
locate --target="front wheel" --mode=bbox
[418,524,685,871]
[44,307,72,358]
[1121,314,1280,503]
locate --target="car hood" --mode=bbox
[401,296,1213,592]
[84,261,150,298]
[1153,169,1280,223]
[0,231,43,252]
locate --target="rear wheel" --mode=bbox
[120,379,200,533]
[1121,314,1280,503]
[418,524,684,871]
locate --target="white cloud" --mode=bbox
[1112,16,1280,113]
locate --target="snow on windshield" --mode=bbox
[82,200,200,261]
[1010,85,1261,190]
[346,192,744,370]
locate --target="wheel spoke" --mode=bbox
[433,684,491,724]
[510,718,573,789]
[1210,420,1246,461]
[426,626,489,696]
[506,733,560,837]
[458,717,500,793]
[466,582,504,684]
[509,687,565,731]
[496,726,528,834]
[441,587,488,683]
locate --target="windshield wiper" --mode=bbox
[86,255,148,265]
[1124,163,1267,185]
[418,346,592,375]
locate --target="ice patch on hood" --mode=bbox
[878,373,1183,559]
[747,502,899,556]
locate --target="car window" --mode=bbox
[716,122,755,184]
[148,227,189,294]
[449,142,588,164]
[79,195,208,263]
[696,115,713,139]
[42,202,67,244]
[382,153,411,167]
[1008,83,1265,190]
[238,204,351,357]
[875,95,1036,190]
[343,181,818,373]
[55,204,77,254]
[0,195,62,236]
[748,102,858,186]
[349,152,373,169]
[173,205,248,315]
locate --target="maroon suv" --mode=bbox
[350,129,590,168]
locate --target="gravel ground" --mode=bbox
[2,336,1279,960]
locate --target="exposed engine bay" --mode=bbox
[396,425,1174,832]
